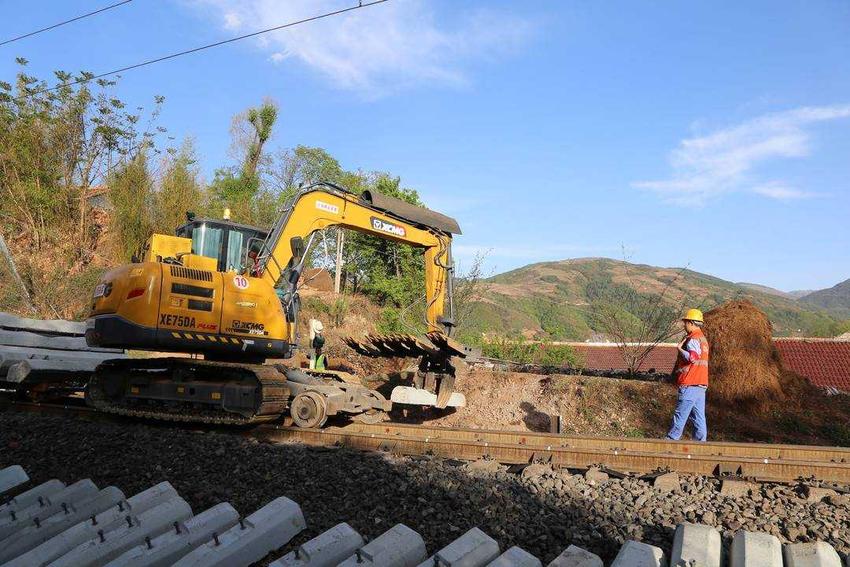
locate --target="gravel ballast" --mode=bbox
[1,412,848,564]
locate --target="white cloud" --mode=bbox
[752,181,814,201]
[222,11,241,30]
[191,0,534,96]
[634,104,850,205]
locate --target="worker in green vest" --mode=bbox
[309,319,328,370]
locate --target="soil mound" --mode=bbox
[703,300,806,408]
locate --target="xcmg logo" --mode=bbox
[370,217,406,237]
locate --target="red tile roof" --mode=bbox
[569,344,677,373]
[775,339,850,392]
[566,339,850,392]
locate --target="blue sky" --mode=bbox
[3,0,849,291]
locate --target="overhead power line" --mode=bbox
[1,0,134,47]
[17,0,390,99]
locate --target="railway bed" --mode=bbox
[3,397,850,486]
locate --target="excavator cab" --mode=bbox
[175,214,268,274]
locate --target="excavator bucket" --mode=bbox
[342,334,436,358]
[342,332,480,409]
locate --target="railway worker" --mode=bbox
[308,319,328,370]
[666,308,710,442]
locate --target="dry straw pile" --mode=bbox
[703,300,805,408]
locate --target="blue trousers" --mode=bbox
[666,385,707,442]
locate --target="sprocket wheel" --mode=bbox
[290,391,328,429]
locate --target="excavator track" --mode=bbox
[86,358,290,425]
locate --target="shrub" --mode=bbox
[480,335,581,369]
[330,296,349,327]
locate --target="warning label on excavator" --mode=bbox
[233,275,249,289]
[315,200,339,214]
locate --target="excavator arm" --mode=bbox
[253,183,472,409]
[255,183,459,343]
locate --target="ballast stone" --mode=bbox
[5,481,180,567]
[0,479,99,541]
[487,546,542,567]
[0,479,65,515]
[546,545,603,567]
[783,542,842,567]
[45,497,193,567]
[729,531,782,567]
[104,502,240,567]
[339,524,428,567]
[0,465,28,497]
[670,523,720,567]
[0,486,125,564]
[720,480,755,498]
[270,522,364,567]
[652,472,680,493]
[610,540,667,567]
[172,496,306,567]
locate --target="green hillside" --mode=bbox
[800,278,850,319]
[462,258,849,340]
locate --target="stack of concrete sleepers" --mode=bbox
[0,312,125,389]
[1,465,846,566]
[0,465,303,567]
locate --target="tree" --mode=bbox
[269,145,345,200]
[109,150,154,261]
[0,61,165,314]
[242,101,277,183]
[151,140,204,234]
[210,99,279,224]
[452,250,491,333]
[585,255,693,376]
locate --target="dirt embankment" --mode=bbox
[394,368,850,446]
[383,300,850,445]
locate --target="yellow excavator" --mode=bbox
[85,182,476,426]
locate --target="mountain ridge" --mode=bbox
[464,257,849,340]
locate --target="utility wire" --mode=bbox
[1,0,134,47]
[16,0,390,99]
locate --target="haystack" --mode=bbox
[702,300,786,406]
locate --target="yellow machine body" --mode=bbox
[88,261,291,359]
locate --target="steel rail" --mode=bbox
[310,422,850,463]
[252,423,850,483]
[4,398,850,483]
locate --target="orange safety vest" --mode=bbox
[674,328,709,387]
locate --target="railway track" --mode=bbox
[4,397,850,484]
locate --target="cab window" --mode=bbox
[192,224,223,260]
[225,230,246,272]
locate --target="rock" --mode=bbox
[804,486,839,503]
[720,480,754,498]
[467,460,506,475]
[584,468,609,484]
[653,472,679,493]
[522,464,553,480]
